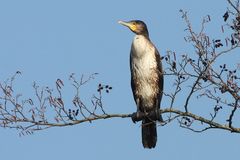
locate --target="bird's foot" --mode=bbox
[131,110,163,123]
[131,111,144,123]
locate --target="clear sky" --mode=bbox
[0,0,240,160]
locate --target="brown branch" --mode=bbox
[227,0,240,13]
[228,99,239,128]
[3,108,239,133]
[183,73,202,112]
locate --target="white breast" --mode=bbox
[131,35,157,75]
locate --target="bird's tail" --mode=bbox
[142,118,157,149]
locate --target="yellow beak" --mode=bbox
[118,20,137,31]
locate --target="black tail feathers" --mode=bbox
[142,118,157,149]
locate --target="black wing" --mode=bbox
[130,49,138,105]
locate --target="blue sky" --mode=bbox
[0,0,240,160]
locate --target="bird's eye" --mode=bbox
[132,22,136,25]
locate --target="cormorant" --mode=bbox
[119,20,164,149]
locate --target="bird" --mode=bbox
[119,20,164,149]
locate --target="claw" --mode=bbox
[131,112,136,123]
[131,111,144,123]
[131,110,163,123]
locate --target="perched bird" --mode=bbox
[119,20,164,149]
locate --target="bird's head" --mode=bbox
[118,20,149,37]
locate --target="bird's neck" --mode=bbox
[132,35,152,58]
[133,35,151,44]
[137,32,149,39]
[134,34,150,42]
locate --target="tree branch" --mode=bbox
[7,108,240,133]
[227,0,240,13]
